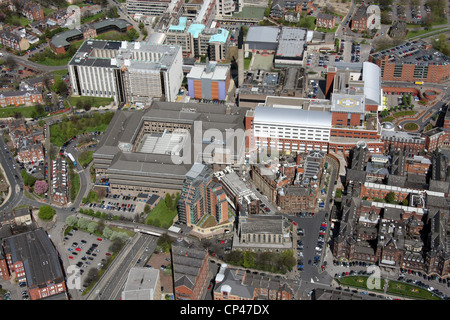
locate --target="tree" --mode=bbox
[385,191,396,204]
[77,217,90,229]
[165,193,173,210]
[103,226,113,239]
[87,222,98,233]
[157,233,174,253]
[34,180,48,195]
[38,205,55,221]
[66,216,78,227]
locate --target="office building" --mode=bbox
[68,39,183,104]
[187,61,231,101]
[92,101,248,198]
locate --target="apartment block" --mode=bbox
[178,163,228,227]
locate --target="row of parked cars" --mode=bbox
[397,275,448,299]
[83,200,137,213]
[297,227,305,271]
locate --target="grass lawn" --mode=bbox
[387,280,441,300]
[404,122,419,131]
[70,167,80,202]
[244,52,252,70]
[406,27,447,39]
[145,200,178,229]
[316,25,339,33]
[336,276,442,300]
[336,276,385,292]
[52,69,69,82]
[78,150,94,168]
[95,30,130,41]
[68,96,114,109]
[393,110,416,117]
[0,105,48,119]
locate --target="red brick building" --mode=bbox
[0,229,67,299]
[172,242,210,300]
[369,41,450,84]
[351,5,369,32]
[316,13,336,29]
[0,89,43,107]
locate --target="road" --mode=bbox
[86,233,158,300]
[0,137,24,212]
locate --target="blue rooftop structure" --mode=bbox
[187,24,205,38]
[168,17,187,32]
[209,28,229,43]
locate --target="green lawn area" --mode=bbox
[52,69,69,82]
[388,280,441,300]
[406,27,447,39]
[404,122,419,131]
[244,52,252,70]
[81,12,106,24]
[68,96,114,109]
[0,105,48,119]
[336,275,385,292]
[336,276,441,300]
[69,165,80,202]
[393,110,416,117]
[316,25,339,33]
[145,199,178,229]
[78,150,94,168]
[382,116,395,122]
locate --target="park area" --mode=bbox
[336,276,442,300]
[144,194,179,229]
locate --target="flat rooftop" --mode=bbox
[371,39,450,66]
[331,94,366,114]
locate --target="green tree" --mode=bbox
[144,204,151,214]
[38,205,55,221]
[66,215,78,227]
[385,191,396,204]
[165,193,173,210]
[243,251,256,268]
[157,233,174,253]
[77,217,90,229]
[87,222,98,233]
[103,226,113,239]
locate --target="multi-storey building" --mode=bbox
[172,240,210,300]
[350,4,369,32]
[165,17,229,60]
[16,136,44,164]
[0,229,67,300]
[178,163,228,227]
[126,0,182,16]
[213,263,300,300]
[0,89,43,107]
[92,101,248,198]
[332,145,450,278]
[68,39,183,104]
[316,13,336,29]
[0,27,30,52]
[187,61,231,101]
[369,40,450,84]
